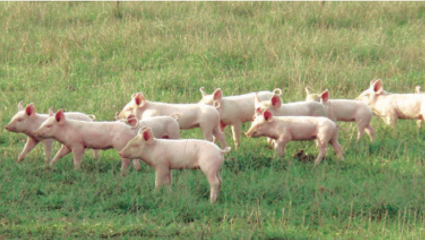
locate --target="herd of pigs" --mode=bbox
[4,79,425,203]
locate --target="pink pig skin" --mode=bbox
[245,109,344,165]
[356,79,425,128]
[123,114,180,140]
[4,102,98,163]
[198,87,280,149]
[33,110,140,176]
[119,127,231,203]
[305,88,375,141]
[117,92,227,148]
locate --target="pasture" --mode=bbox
[1,2,425,238]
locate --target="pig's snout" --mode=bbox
[119,151,125,158]
[245,132,251,138]
[4,126,9,131]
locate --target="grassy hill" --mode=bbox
[1,2,425,238]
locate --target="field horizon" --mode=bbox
[1,2,425,239]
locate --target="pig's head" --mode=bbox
[33,109,66,139]
[245,108,274,138]
[117,93,146,120]
[198,87,223,106]
[355,79,384,107]
[119,127,155,159]
[254,93,282,113]
[5,101,38,133]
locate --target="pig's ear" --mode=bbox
[25,103,36,117]
[370,79,378,87]
[305,87,311,95]
[55,109,66,124]
[115,112,120,120]
[199,87,207,97]
[254,93,261,104]
[213,88,223,102]
[18,100,24,111]
[263,109,274,122]
[134,93,146,107]
[373,79,384,95]
[320,90,329,103]
[138,126,148,135]
[141,127,154,143]
[252,114,257,121]
[273,88,282,96]
[271,95,282,108]
[255,107,263,116]
[127,114,138,127]
[49,107,54,116]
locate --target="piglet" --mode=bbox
[123,114,180,140]
[119,127,231,203]
[33,109,140,175]
[198,88,280,149]
[305,88,375,141]
[255,93,328,118]
[356,79,425,128]
[4,102,98,163]
[117,92,227,148]
[245,108,344,165]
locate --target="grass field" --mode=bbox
[2,2,425,239]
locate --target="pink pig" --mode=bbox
[117,92,227,148]
[123,114,180,140]
[33,109,140,176]
[305,88,375,141]
[245,108,344,165]
[4,102,98,163]
[198,87,280,149]
[255,93,328,118]
[356,79,425,128]
[119,127,231,203]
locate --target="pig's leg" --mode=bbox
[356,123,366,141]
[92,150,99,159]
[205,171,221,203]
[72,147,85,170]
[384,115,397,128]
[266,138,275,147]
[216,173,222,193]
[212,124,228,148]
[17,137,39,163]
[51,145,71,166]
[364,124,376,142]
[120,157,131,176]
[231,122,242,150]
[42,139,53,163]
[132,159,141,171]
[154,167,171,190]
[330,138,344,161]
[274,138,289,157]
[314,140,328,165]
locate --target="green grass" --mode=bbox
[2,2,425,239]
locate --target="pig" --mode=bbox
[122,114,180,140]
[415,86,421,94]
[4,102,98,163]
[119,127,231,203]
[198,87,281,149]
[254,93,328,119]
[356,79,425,128]
[117,92,227,148]
[245,108,344,165]
[33,109,141,176]
[305,88,375,141]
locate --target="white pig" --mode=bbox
[117,92,227,148]
[356,79,425,128]
[33,109,141,176]
[305,88,375,141]
[119,127,231,203]
[4,102,98,163]
[245,108,344,165]
[198,87,281,149]
[123,114,180,139]
[255,93,328,118]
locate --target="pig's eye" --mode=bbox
[132,144,138,148]
[46,125,52,128]
[17,119,23,122]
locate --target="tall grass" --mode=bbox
[1,2,425,238]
